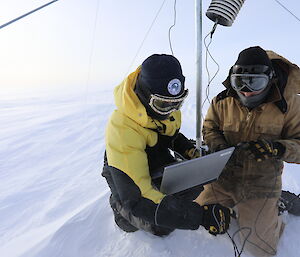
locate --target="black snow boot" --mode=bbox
[278,190,300,216]
[113,212,139,233]
[109,195,138,233]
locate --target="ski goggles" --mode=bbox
[149,89,189,115]
[230,64,272,92]
[230,74,270,92]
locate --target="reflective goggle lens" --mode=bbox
[149,89,188,115]
[230,74,269,92]
[152,99,182,111]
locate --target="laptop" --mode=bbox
[160,147,235,195]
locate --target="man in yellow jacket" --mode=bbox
[103,54,231,236]
[195,46,300,256]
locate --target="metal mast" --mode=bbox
[195,0,203,150]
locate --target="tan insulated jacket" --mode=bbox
[203,52,300,199]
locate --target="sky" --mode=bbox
[0,0,300,96]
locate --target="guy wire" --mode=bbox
[0,0,59,30]
[125,0,168,76]
[58,0,102,174]
[83,0,101,121]
[274,0,300,23]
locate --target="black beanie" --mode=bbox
[137,54,185,97]
[235,46,272,67]
[134,54,185,120]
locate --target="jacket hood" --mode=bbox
[266,50,299,71]
[114,66,181,130]
[114,66,150,127]
[266,50,300,95]
[221,50,299,109]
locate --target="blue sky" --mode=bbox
[0,0,299,96]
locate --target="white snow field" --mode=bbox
[1,90,300,257]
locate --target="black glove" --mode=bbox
[239,139,286,162]
[201,204,231,236]
[155,195,202,230]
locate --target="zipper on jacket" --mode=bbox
[242,110,255,142]
[246,111,251,123]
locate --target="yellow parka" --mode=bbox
[105,67,182,203]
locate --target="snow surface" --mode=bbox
[1,90,300,257]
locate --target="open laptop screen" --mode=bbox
[160,147,235,195]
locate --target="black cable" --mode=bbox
[231,227,252,256]
[209,151,282,256]
[274,0,300,23]
[210,199,246,256]
[210,183,248,257]
[203,32,212,112]
[248,161,281,255]
[202,22,220,121]
[227,231,242,257]
[232,161,279,256]
[230,144,283,256]
[168,0,177,56]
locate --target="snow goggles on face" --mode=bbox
[230,74,270,92]
[149,89,189,115]
[230,64,272,92]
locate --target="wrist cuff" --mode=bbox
[273,141,286,158]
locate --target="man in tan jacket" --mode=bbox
[195,46,300,256]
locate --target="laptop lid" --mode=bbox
[160,147,235,195]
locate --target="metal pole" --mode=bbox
[0,0,59,30]
[195,0,202,151]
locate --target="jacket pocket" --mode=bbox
[222,122,241,146]
[255,124,282,140]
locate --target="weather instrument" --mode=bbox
[206,0,246,27]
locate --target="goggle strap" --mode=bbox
[232,65,271,75]
[152,89,188,101]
